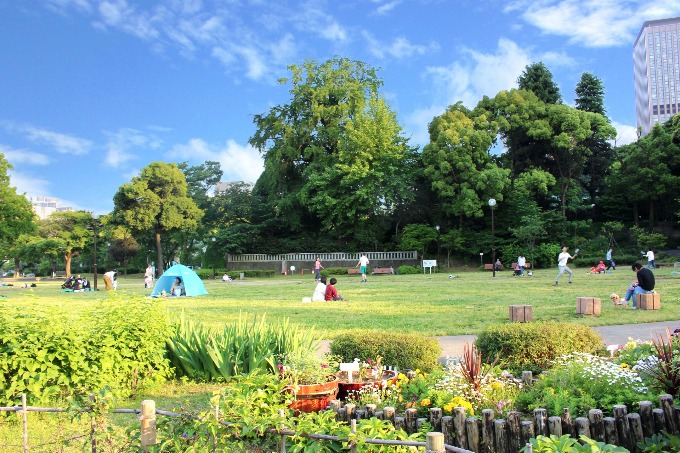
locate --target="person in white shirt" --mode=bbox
[554,247,577,285]
[356,253,370,283]
[312,276,327,301]
[645,249,656,269]
[517,254,526,276]
[103,270,118,291]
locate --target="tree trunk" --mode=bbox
[64,252,72,278]
[634,204,639,227]
[649,200,655,229]
[13,257,20,280]
[155,231,163,279]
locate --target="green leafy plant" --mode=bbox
[523,434,628,452]
[330,332,441,372]
[166,313,320,381]
[638,431,680,452]
[277,351,340,386]
[475,322,603,373]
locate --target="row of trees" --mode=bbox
[1,58,679,276]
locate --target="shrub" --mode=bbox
[475,322,603,373]
[397,265,420,275]
[195,269,275,279]
[0,297,172,406]
[330,332,441,372]
[324,267,356,276]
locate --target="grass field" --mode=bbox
[2,266,679,337]
[1,266,679,450]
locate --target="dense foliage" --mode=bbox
[330,332,441,372]
[0,297,171,406]
[475,322,604,373]
[166,315,320,381]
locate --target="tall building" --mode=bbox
[31,196,73,219]
[634,17,680,137]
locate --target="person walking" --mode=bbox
[645,249,656,269]
[554,247,577,285]
[517,254,526,276]
[605,248,615,272]
[356,253,370,283]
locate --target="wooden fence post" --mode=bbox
[279,409,286,453]
[140,400,156,451]
[90,394,97,453]
[350,419,358,453]
[22,394,28,453]
[426,432,445,452]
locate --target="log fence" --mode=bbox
[3,385,680,452]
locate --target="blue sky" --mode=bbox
[0,0,677,214]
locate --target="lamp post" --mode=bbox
[488,199,497,278]
[87,216,103,291]
[435,225,440,265]
[479,252,484,266]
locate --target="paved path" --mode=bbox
[437,320,680,359]
[320,320,680,360]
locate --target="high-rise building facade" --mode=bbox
[634,17,680,137]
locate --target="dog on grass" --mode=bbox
[610,293,624,307]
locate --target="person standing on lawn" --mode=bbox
[605,248,615,272]
[314,256,324,282]
[517,253,526,276]
[645,249,656,269]
[554,247,577,285]
[356,253,370,283]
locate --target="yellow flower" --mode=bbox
[405,402,415,409]
[420,398,431,407]
[444,403,454,412]
[620,363,630,370]
[490,381,503,390]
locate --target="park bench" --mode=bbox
[511,262,532,269]
[484,264,503,271]
[371,267,394,275]
[347,268,361,275]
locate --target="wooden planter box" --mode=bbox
[636,292,660,310]
[576,297,601,316]
[509,305,532,322]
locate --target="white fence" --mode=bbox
[227,251,417,263]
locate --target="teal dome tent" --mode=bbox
[151,264,208,297]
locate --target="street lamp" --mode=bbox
[435,225,440,265]
[488,199,497,278]
[87,215,103,291]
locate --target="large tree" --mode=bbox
[517,62,562,104]
[38,211,92,277]
[112,162,203,277]
[574,72,613,204]
[422,102,510,228]
[250,57,416,245]
[0,154,36,275]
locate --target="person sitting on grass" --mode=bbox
[172,277,185,297]
[324,277,346,301]
[312,276,327,302]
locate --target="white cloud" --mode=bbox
[0,145,50,166]
[611,120,639,146]
[374,0,401,15]
[13,124,93,155]
[363,32,436,59]
[8,170,51,198]
[105,128,163,168]
[168,138,263,182]
[96,0,159,40]
[405,38,533,146]
[508,0,680,48]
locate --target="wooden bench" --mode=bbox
[484,264,503,271]
[511,263,531,269]
[371,267,394,275]
[347,268,361,275]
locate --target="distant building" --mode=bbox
[634,17,680,137]
[214,181,246,194]
[31,196,73,220]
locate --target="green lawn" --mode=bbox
[2,266,679,337]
